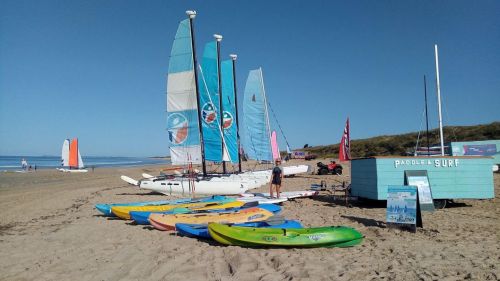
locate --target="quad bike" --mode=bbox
[316,161,343,175]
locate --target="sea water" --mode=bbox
[0,155,170,170]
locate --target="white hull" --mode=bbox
[139,176,249,195]
[135,170,272,193]
[236,196,287,204]
[240,190,318,199]
[57,168,88,173]
[282,165,310,176]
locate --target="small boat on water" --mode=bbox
[57,138,88,173]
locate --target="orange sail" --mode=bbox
[69,138,79,168]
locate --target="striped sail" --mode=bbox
[221,60,238,163]
[198,41,222,162]
[243,68,273,162]
[166,19,201,164]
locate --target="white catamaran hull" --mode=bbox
[57,168,88,173]
[240,190,318,200]
[139,177,250,195]
[282,165,310,176]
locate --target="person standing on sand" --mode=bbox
[21,158,28,170]
[270,159,283,198]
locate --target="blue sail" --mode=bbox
[198,41,222,162]
[221,60,238,163]
[243,68,272,162]
[166,19,201,164]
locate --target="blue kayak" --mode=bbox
[130,203,281,225]
[95,195,230,217]
[176,219,303,239]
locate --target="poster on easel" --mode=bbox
[405,170,435,212]
[386,185,420,231]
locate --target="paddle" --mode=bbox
[240,201,259,208]
[263,215,286,226]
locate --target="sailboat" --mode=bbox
[242,68,310,177]
[134,11,268,195]
[57,138,88,173]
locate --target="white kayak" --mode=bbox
[240,190,318,199]
[236,196,288,204]
[282,165,310,176]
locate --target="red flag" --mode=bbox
[339,118,350,161]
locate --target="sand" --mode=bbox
[0,159,499,281]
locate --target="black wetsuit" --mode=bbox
[271,166,282,185]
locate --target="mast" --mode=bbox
[434,44,445,156]
[259,67,273,163]
[424,75,430,157]
[187,10,207,176]
[214,34,227,174]
[230,54,242,173]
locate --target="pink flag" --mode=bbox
[271,131,281,161]
[339,118,351,161]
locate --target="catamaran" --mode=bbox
[127,11,270,195]
[242,68,310,177]
[57,138,88,173]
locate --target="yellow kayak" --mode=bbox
[111,201,244,220]
[149,207,274,231]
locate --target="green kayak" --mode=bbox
[208,223,363,248]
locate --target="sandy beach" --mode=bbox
[0,159,498,281]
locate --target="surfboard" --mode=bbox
[240,190,318,199]
[236,196,287,204]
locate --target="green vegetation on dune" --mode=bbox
[304,122,500,158]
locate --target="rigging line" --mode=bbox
[198,64,231,162]
[266,100,291,149]
[414,107,426,155]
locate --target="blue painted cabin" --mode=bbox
[351,156,494,200]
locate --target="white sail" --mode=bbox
[61,139,70,166]
[77,148,84,169]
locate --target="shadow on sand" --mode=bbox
[312,194,387,209]
[341,215,387,228]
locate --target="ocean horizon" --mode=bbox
[0,155,171,170]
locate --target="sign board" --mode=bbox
[405,170,435,212]
[386,185,419,230]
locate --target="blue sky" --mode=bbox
[1,0,499,157]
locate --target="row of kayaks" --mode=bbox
[95,193,363,248]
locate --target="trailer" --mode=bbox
[450,140,500,171]
[351,156,494,208]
